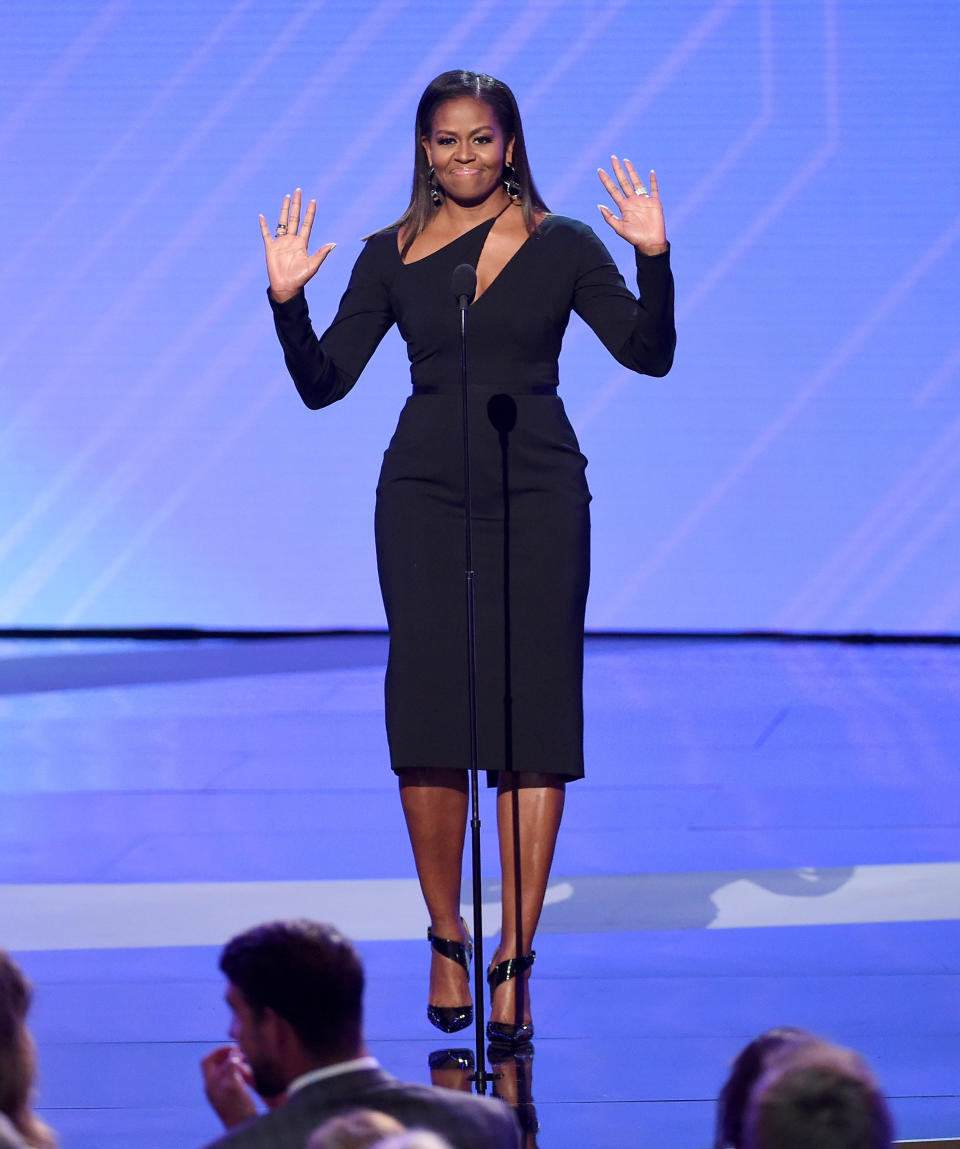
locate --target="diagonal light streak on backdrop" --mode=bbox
[913,337,960,408]
[0,303,269,621]
[775,415,960,629]
[546,0,743,209]
[842,480,960,632]
[0,0,130,152]
[0,1,408,592]
[580,0,839,442]
[669,0,774,233]
[569,0,775,432]
[540,0,750,384]
[54,2,584,624]
[0,0,343,452]
[59,375,293,628]
[0,0,256,287]
[920,536,960,631]
[596,207,960,627]
[522,0,630,107]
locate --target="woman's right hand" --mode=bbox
[259,189,336,304]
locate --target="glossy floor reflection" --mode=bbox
[1,634,959,1148]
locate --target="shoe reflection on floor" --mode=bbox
[427,1046,539,1148]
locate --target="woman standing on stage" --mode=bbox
[260,70,675,1045]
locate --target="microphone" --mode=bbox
[452,263,477,311]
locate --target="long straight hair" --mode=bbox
[384,70,549,258]
[0,952,56,1149]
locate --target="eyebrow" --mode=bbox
[432,124,497,135]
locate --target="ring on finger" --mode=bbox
[275,223,288,236]
[634,186,648,196]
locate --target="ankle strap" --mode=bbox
[427,927,472,971]
[488,951,536,987]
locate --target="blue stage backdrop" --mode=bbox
[1,1,958,632]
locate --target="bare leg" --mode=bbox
[399,767,470,1010]
[490,773,565,1027]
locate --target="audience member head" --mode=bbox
[744,1041,893,1149]
[373,1134,454,1149]
[219,920,365,1097]
[305,1108,405,1149]
[0,951,56,1149]
[715,1027,817,1149]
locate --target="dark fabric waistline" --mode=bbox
[411,383,558,395]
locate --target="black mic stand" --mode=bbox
[450,262,495,1093]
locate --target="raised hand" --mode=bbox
[259,189,336,304]
[597,156,668,256]
[201,1046,258,1129]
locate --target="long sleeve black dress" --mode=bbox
[269,213,675,783]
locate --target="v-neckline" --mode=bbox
[397,209,531,305]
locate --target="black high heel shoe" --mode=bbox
[426,918,473,1033]
[486,951,535,1047]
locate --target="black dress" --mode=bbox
[269,214,675,782]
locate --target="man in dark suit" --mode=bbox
[198,919,519,1149]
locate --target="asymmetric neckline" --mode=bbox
[396,215,496,267]
[398,210,539,305]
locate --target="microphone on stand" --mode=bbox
[452,263,477,312]
[450,255,489,1091]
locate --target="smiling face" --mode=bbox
[422,97,514,207]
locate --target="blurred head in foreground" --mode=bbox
[373,1134,455,1149]
[305,1107,405,1149]
[744,1041,894,1149]
[0,951,56,1149]
[715,1027,818,1149]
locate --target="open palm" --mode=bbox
[259,189,336,304]
[597,156,667,255]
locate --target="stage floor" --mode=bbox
[1,634,959,1148]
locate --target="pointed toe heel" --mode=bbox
[485,951,535,1047]
[427,1002,474,1033]
[427,918,473,1034]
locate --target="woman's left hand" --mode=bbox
[597,156,668,255]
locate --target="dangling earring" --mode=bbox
[503,161,522,202]
[428,166,444,208]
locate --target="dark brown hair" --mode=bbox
[0,952,56,1149]
[386,70,549,257]
[220,920,364,1060]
